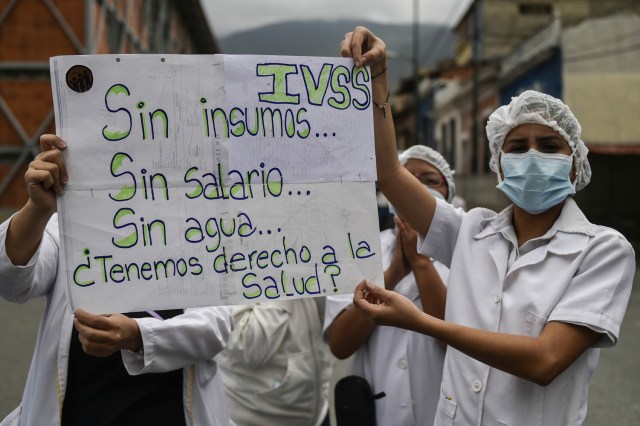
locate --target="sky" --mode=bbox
[203,0,474,37]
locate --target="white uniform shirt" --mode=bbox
[422,198,635,426]
[0,214,233,426]
[325,229,447,426]
[218,298,331,426]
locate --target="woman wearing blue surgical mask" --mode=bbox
[342,26,635,426]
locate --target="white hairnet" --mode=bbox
[486,90,591,191]
[399,145,456,203]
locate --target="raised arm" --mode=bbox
[341,27,436,236]
[395,216,446,320]
[6,134,67,265]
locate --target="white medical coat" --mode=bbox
[217,298,331,426]
[325,229,447,426]
[0,214,233,426]
[423,198,635,426]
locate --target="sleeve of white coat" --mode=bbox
[223,301,293,367]
[417,198,465,267]
[548,231,636,348]
[322,294,352,342]
[0,215,58,303]
[121,306,231,374]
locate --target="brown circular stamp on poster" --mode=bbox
[66,65,93,93]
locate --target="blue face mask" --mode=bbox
[497,150,575,214]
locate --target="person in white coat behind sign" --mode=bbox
[342,27,635,426]
[0,134,233,426]
[325,145,456,425]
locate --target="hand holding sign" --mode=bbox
[73,309,143,357]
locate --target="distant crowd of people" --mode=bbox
[1,26,635,426]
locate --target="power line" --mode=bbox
[564,42,640,63]
[568,27,640,50]
[420,0,466,65]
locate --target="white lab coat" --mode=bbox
[325,229,447,426]
[217,298,331,426]
[0,214,233,426]
[422,198,635,426]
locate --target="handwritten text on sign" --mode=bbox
[51,55,382,314]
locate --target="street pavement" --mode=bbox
[1,268,639,424]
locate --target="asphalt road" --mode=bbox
[1,268,639,424]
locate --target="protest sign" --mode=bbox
[50,54,382,313]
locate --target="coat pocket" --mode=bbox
[256,351,316,408]
[435,387,457,425]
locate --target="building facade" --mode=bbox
[440,2,640,249]
[562,12,640,251]
[0,0,219,215]
[454,0,640,66]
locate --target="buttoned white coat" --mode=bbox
[325,228,447,426]
[424,198,635,426]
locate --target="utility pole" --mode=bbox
[413,0,420,146]
[471,0,481,149]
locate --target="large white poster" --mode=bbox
[50,54,382,314]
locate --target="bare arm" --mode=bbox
[382,228,409,291]
[395,216,446,320]
[327,304,375,360]
[341,27,436,236]
[6,135,67,265]
[353,281,599,386]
